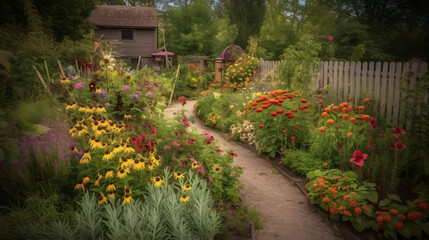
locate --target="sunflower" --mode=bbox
[124,113,132,119]
[122,194,133,205]
[213,166,223,174]
[82,175,90,184]
[180,194,190,202]
[191,162,199,169]
[117,168,129,179]
[105,169,114,179]
[93,173,102,186]
[151,177,163,187]
[98,193,108,204]
[102,151,114,161]
[106,183,116,192]
[173,171,185,180]
[100,52,116,70]
[133,159,145,170]
[74,181,84,191]
[182,184,192,191]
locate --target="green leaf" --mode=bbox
[366,191,378,203]
[388,194,402,202]
[0,138,20,162]
[384,229,397,240]
[398,226,413,238]
[379,199,391,207]
[0,148,5,161]
[22,124,50,136]
[415,221,429,235]
[352,220,367,232]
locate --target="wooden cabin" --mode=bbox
[89,5,158,67]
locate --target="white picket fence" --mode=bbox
[255,59,283,80]
[317,61,428,128]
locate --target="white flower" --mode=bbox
[100,52,116,70]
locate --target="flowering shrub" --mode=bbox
[230,120,257,146]
[224,55,258,90]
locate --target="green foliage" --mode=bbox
[278,34,321,91]
[282,149,325,175]
[218,204,262,238]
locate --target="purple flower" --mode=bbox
[135,91,142,95]
[130,94,139,102]
[74,82,85,89]
[105,103,110,108]
[147,91,153,96]
[122,85,130,91]
[98,90,107,99]
[153,87,159,92]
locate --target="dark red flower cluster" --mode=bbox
[185,138,196,145]
[178,96,187,105]
[130,134,146,150]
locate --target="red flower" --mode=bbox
[391,141,406,151]
[255,108,263,112]
[276,109,284,114]
[349,150,368,167]
[328,36,334,41]
[259,124,264,129]
[369,117,378,129]
[178,96,187,105]
[228,152,238,157]
[301,99,307,103]
[392,126,405,138]
[293,125,298,130]
[290,136,296,141]
[270,112,278,117]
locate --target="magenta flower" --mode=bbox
[122,85,130,91]
[369,117,378,130]
[172,141,181,147]
[164,145,171,150]
[328,36,334,41]
[74,82,85,89]
[391,141,406,151]
[392,126,405,138]
[350,150,368,167]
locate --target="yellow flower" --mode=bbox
[98,193,108,204]
[102,151,114,161]
[124,113,132,119]
[78,105,86,112]
[151,176,163,187]
[191,162,199,169]
[124,144,135,154]
[106,183,116,192]
[256,92,261,97]
[60,77,70,84]
[82,175,90,184]
[74,181,84,191]
[122,194,133,205]
[213,166,223,174]
[124,186,132,195]
[117,168,129,179]
[109,193,115,199]
[91,140,103,149]
[147,162,154,171]
[79,151,90,165]
[96,106,106,114]
[182,184,192,191]
[124,72,133,81]
[112,144,122,154]
[105,169,114,179]
[95,173,102,186]
[180,194,190,202]
[66,102,77,110]
[133,159,145,171]
[173,171,185,180]
[229,105,234,109]
[111,71,118,77]
[86,106,95,113]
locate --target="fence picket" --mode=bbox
[374,62,382,108]
[328,61,334,88]
[323,61,329,88]
[368,62,374,99]
[355,62,361,106]
[386,62,396,123]
[343,62,349,101]
[333,61,338,92]
[406,63,418,130]
[338,62,344,99]
[392,62,402,125]
[361,62,367,97]
[399,62,410,126]
[380,62,389,119]
[349,62,355,102]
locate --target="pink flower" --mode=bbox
[178,96,186,105]
[391,141,406,151]
[173,141,181,147]
[208,176,214,183]
[350,150,368,167]
[165,137,171,141]
[369,117,378,130]
[198,165,205,175]
[164,145,171,150]
[122,85,130,91]
[74,82,85,89]
[328,36,334,41]
[94,41,100,51]
[392,126,405,138]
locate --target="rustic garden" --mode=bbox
[1,1,429,240]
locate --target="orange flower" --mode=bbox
[319,127,325,133]
[357,106,365,111]
[323,162,328,167]
[359,114,371,121]
[330,208,338,215]
[398,214,406,221]
[327,119,334,125]
[332,106,339,111]
[347,132,353,137]
[419,202,427,211]
[389,209,399,215]
[259,124,264,129]
[362,206,368,211]
[255,108,263,112]
[349,117,356,123]
[364,98,370,103]
[301,99,307,103]
[292,108,297,112]
[376,216,384,223]
[354,207,362,214]
[383,214,392,222]
[270,112,278,117]
[321,112,328,117]
[342,114,349,120]
[322,197,330,203]
[394,223,403,230]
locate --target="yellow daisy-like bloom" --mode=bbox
[147,162,154,171]
[78,106,86,112]
[117,168,128,179]
[122,194,133,205]
[230,105,234,109]
[112,145,122,154]
[66,102,77,110]
[151,176,163,187]
[173,171,185,180]
[91,140,103,149]
[133,159,145,171]
[82,175,90,184]
[95,173,102,186]
[86,106,95,114]
[89,137,95,146]
[124,144,135,154]
[124,186,132,195]
[100,52,116,70]
[105,169,114,179]
[76,128,87,137]
[98,193,108,205]
[79,155,90,165]
[102,151,114,161]
[83,150,91,160]
[107,122,116,131]
[191,162,199,169]
[124,113,132,119]
[109,193,115,199]
[182,184,192,191]
[91,122,100,132]
[180,194,190,202]
[213,166,224,174]
[74,181,84,191]
[256,92,262,97]
[124,72,133,81]
[106,183,116,192]
[60,77,70,84]
[95,126,106,137]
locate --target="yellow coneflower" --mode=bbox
[191,162,199,169]
[124,113,132,119]
[82,175,90,184]
[69,127,75,135]
[95,173,102,186]
[79,153,90,165]
[107,122,116,131]
[124,186,132,195]
[105,169,114,178]
[150,152,160,166]
[96,106,106,114]
[109,193,115,199]
[78,105,86,112]
[117,168,128,179]
[101,143,108,149]
[133,159,145,170]
[98,193,108,205]
[71,146,78,152]
[180,194,190,202]
[95,88,101,94]
[100,120,108,127]
[182,184,192,191]
[91,139,103,149]
[147,162,154,171]
[102,151,114,161]
[213,166,223,174]
[91,121,100,132]
[86,106,95,114]
[76,127,87,137]
[112,144,122,154]
[122,194,133,205]
[89,136,96,146]
[151,177,163,187]
[66,102,77,110]
[124,144,135,154]
[173,172,185,180]
[95,126,107,137]
[74,181,84,191]
[106,183,116,192]
[60,77,70,84]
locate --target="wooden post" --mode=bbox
[136,56,141,71]
[33,65,49,92]
[215,57,223,84]
[168,64,181,107]
[58,60,66,79]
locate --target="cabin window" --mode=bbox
[121,30,133,40]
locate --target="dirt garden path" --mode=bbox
[165,100,343,240]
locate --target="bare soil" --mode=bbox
[165,100,344,240]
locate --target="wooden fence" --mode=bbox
[317,61,428,128]
[255,59,283,80]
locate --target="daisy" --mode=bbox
[173,171,185,180]
[124,113,132,119]
[180,194,190,202]
[105,169,114,179]
[100,52,116,70]
[122,194,133,205]
[182,184,192,191]
[147,162,154,171]
[109,193,115,199]
[106,183,116,192]
[98,193,108,205]
[74,181,84,191]
[117,168,129,179]
[191,162,199,169]
[151,176,163,187]
[213,166,223,174]
[82,175,90,184]
[95,173,102,186]
[102,151,114,161]
[133,159,145,170]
